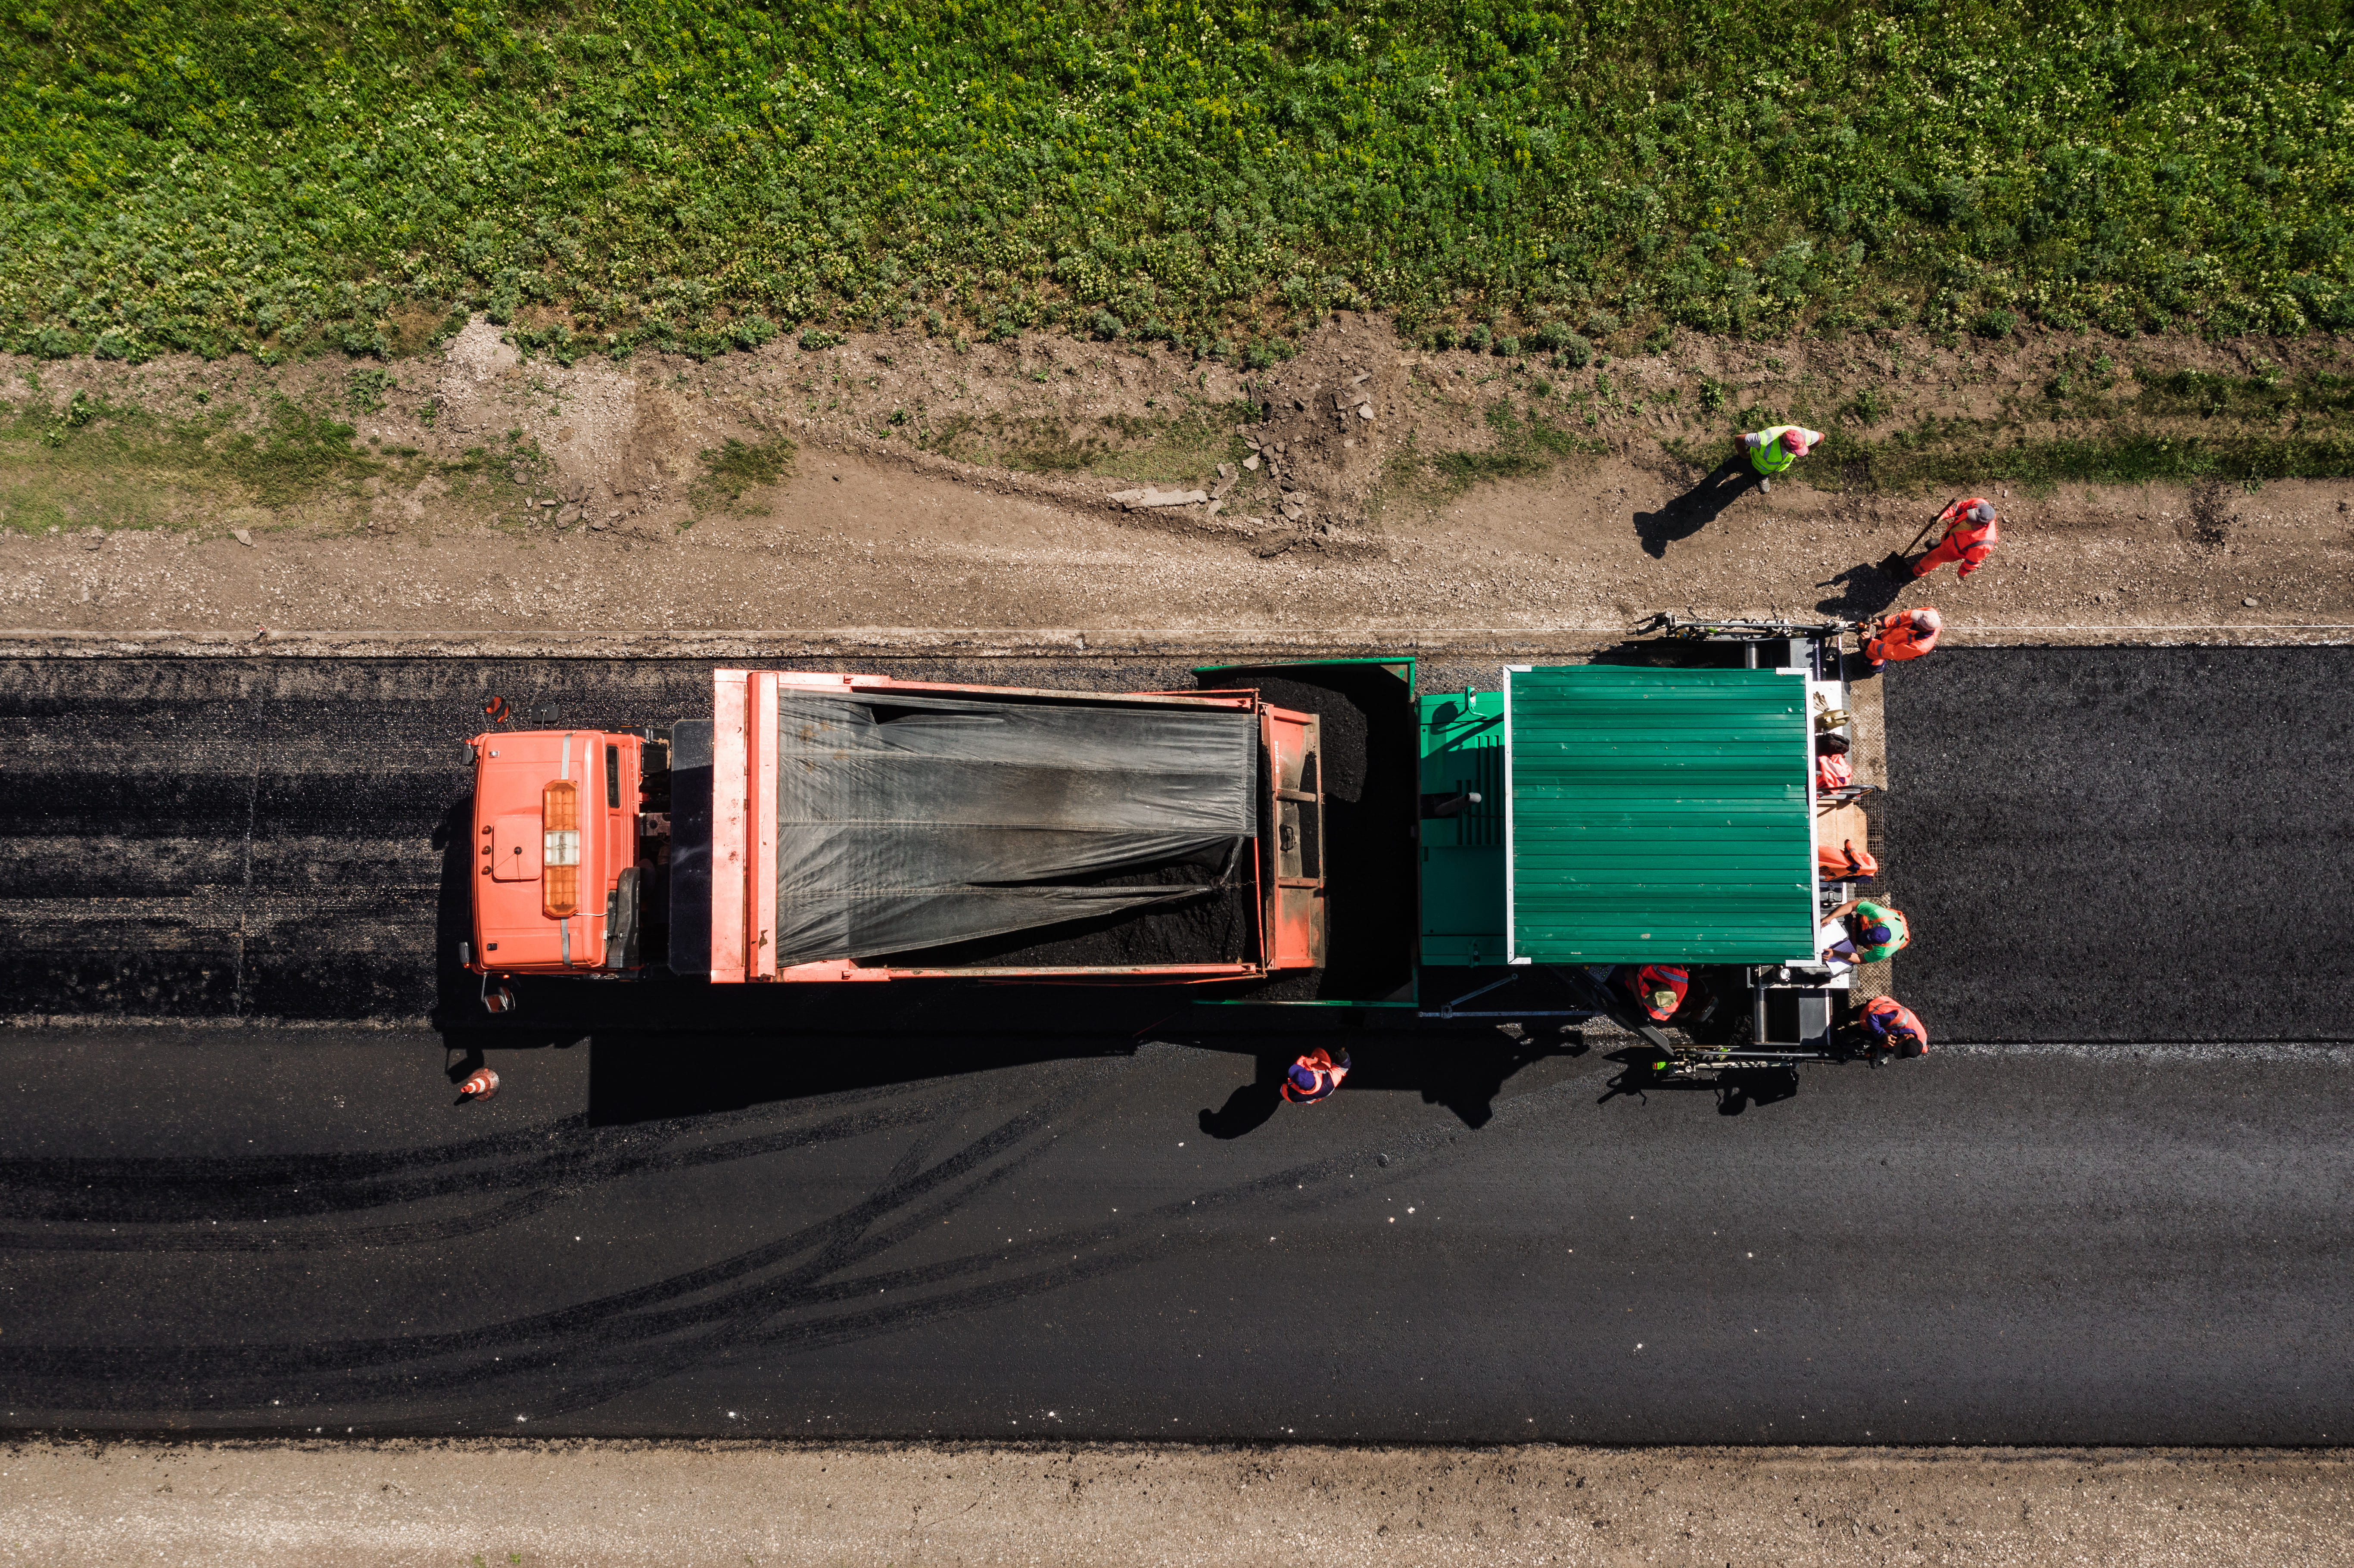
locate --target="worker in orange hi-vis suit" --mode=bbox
[1912,498,2001,581]
[1861,607,1941,672]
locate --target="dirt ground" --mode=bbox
[3,316,2349,640]
[3,1441,2348,1567]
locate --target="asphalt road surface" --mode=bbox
[1886,646,2354,1042]
[2,650,2348,1441]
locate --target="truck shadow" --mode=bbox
[1196,1024,1582,1138]
[583,1027,1143,1125]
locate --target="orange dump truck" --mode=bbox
[464,670,1326,1004]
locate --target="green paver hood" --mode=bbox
[1506,666,1816,965]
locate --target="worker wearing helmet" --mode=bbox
[1862,606,1941,671]
[1281,1046,1350,1105]
[1624,962,1691,1023]
[1815,731,1854,792]
[1827,898,1909,963]
[1736,424,1823,490]
[1912,498,2001,582]
[1860,995,1929,1058]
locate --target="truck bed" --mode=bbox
[667,676,1317,982]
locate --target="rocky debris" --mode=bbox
[230,528,253,547]
[1242,454,1260,471]
[1108,487,1209,510]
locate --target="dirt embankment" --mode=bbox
[1,316,2349,638]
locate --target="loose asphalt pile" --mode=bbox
[1883,646,2354,1042]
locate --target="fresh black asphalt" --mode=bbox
[1884,647,2354,1042]
[1,650,2348,1440]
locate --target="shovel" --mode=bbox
[1879,498,1955,577]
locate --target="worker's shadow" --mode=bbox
[1198,1055,1288,1139]
[1633,458,1757,559]
[1814,557,1911,622]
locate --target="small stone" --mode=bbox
[231,528,254,547]
[1292,398,1307,411]
[2243,596,2260,607]
[539,498,559,509]
[1349,373,1370,386]
[1357,404,1374,420]
[557,505,582,525]
[1216,462,1234,480]
[589,518,608,532]
[1242,454,1260,471]
[1205,499,1225,517]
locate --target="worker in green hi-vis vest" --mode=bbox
[1734,423,1823,490]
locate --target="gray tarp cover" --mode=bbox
[774,691,1256,965]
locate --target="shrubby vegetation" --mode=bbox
[3,0,2347,364]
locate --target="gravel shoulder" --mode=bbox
[5,1441,2349,1567]
[3,317,2349,641]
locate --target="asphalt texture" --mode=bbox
[2,650,2349,1441]
[1884,647,2354,1042]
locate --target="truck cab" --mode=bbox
[465,728,661,976]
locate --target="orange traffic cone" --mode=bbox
[483,694,511,724]
[459,1067,499,1101]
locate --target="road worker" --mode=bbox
[1912,498,2000,582]
[1281,1045,1351,1105]
[1861,606,1941,671]
[1826,897,1909,963]
[1736,423,1822,490]
[1623,962,1690,1023]
[1815,732,1853,793]
[1859,994,1929,1058]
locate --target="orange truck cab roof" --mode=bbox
[469,729,643,974]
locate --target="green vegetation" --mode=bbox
[694,432,797,507]
[1664,362,2354,492]
[1379,399,1600,513]
[3,0,2347,367]
[0,381,545,532]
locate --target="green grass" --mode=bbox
[0,383,545,531]
[3,1,2348,367]
[1378,399,1600,513]
[1836,422,2354,491]
[693,432,796,507]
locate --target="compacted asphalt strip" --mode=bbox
[0,649,2348,1441]
[1884,646,2354,1042]
[3,1026,2348,1443]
